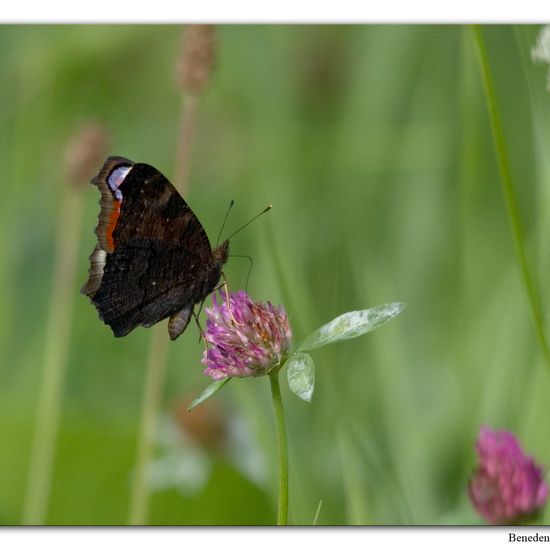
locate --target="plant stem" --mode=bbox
[337,430,369,525]
[22,188,84,524]
[127,49,203,525]
[174,94,198,192]
[128,324,169,525]
[312,500,323,526]
[471,25,550,370]
[269,371,288,525]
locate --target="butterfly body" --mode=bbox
[81,157,229,340]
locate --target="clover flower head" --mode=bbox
[468,426,549,524]
[201,290,292,380]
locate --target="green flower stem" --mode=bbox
[269,371,289,525]
[471,25,550,369]
[128,325,168,525]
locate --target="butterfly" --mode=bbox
[81,156,229,340]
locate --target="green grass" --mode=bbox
[1,24,550,525]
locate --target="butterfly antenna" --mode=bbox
[229,254,253,292]
[216,200,235,246]
[224,204,272,242]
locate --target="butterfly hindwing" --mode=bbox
[91,238,212,337]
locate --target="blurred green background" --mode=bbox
[1,24,550,525]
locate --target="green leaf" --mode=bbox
[286,352,315,402]
[188,378,231,411]
[297,302,406,352]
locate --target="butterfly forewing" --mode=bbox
[82,157,227,339]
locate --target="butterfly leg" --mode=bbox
[193,298,208,344]
[210,271,230,297]
[219,275,239,325]
[220,273,231,310]
[209,272,232,314]
[193,311,208,350]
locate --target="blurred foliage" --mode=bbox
[1,24,550,525]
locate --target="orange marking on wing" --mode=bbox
[105,200,122,252]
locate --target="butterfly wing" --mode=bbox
[82,157,217,338]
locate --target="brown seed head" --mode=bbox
[176,25,216,95]
[64,122,110,188]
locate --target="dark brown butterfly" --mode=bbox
[81,156,229,340]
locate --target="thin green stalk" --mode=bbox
[174,93,198,192]
[128,325,168,525]
[471,25,550,370]
[127,97,197,526]
[312,500,323,525]
[269,371,288,525]
[127,29,212,524]
[22,189,84,524]
[337,430,369,525]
